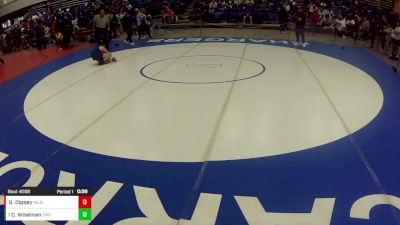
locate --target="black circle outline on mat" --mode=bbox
[139,54,266,84]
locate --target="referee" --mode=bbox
[94,8,110,50]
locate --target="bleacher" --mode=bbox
[24,0,89,20]
[0,0,44,18]
[359,0,392,10]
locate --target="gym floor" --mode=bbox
[1,28,400,225]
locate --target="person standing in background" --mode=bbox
[359,16,369,44]
[94,8,110,50]
[369,16,379,49]
[60,12,73,49]
[295,8,306,43]
[0,32,5,64]
[279,2,289,34]
[145,12,154,38]
[0,44,4,64]
[137,8,151,39]
[34,22,46,50]
[390,21,400,61]
[121,9,135,45]
[346,16,356,40]
[308,3,319,29]
[378,15,391,54]
[162,6,175,24]
[335,15,347,38]
[209,0,218,13]
[136,8,146,39]
[117,8,126,35]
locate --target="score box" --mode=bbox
[4,188,91,221]
[79,195,91,208]
[78,195,91,221]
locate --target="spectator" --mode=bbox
[227,0,234,9]
[162,6,176,24]
[309,3,320,27]
[110,12,119,38]
[369,16,378,48]
[192,0,206,21]
[346,15,356,39]
[145,13,154,36]
[241,2,253,24]
[55,31,64,50]
[390,21,400,60]
[34,23,46,50]
[378,15,391,54]
[295,8,306,43]
[279,3,289,33]
[321,6,334,27]
[354,14,363,41]
[334,15,347,38]
[60,13,73,48]
[137,8,152,39]
[117,8,126,35]
[0,32,7,58]
[359,16,369,43]
[0,40,4,64]
[209,0,218,13]
[44,25,51,45]
[121,9,135,45]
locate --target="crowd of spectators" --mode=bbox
[188,0,400,60]
[0,0,185,53]
[191,0,282,23]
[189,0,381,25]
[2,0,400,61]
[304,0,400,60]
